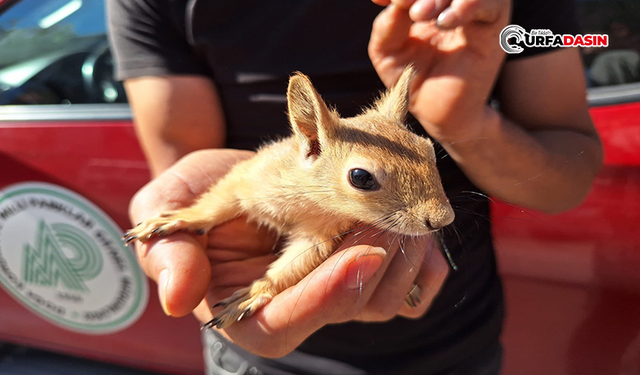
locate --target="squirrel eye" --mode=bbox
[348,169,379,191]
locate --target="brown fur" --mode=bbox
[124,67,454,328]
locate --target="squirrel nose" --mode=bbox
[425,219,436,231]
[425,207,455,230]
[426,216,452,230]
[425,218,444,230]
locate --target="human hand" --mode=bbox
[129,149,450,358]
[369,0,510,143]
[128,149,269,319]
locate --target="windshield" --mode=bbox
[0,0,106,70]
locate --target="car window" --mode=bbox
[1,1,637,104]
[0,0,126,105]
[577,0,640,88]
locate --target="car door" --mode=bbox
[0,0,203,373]
[496,1,640,374]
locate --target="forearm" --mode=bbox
[125,76,227,177]
[134,121,224,178]
[441,107,603,214]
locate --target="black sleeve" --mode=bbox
[106,0,209,81]
[507,0,581,60]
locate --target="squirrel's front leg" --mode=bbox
[205,235,336,329]
[124,183,240,244]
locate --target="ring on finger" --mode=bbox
[405,283,422,307]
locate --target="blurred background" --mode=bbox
[0,0,639,374]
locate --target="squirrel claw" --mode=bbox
[123,235,137,244]
[208,289,272,329]
[237,308,252,321]
[201,317,220,330]
[212,300,228,308]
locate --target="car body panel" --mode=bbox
[0,116,204,374]
[1,0,639,373]
[1,98,638,375]
[497,101,640,374]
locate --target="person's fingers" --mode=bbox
[127,150,255,317]
[390,0,418,9]
[388,0,504,27]
[206,217,277,261]
[371,0,392,6]
[128,168,211,318]
[370,3,414,56]
[220,244,390,358]
[129,149,256,223]
[169,149,256,195]
[356,234,433,321]
[408,0,452,21]
[193,248,278,324]
[134,233,211,317]
[397,240,450,318]
[434,0,504,29]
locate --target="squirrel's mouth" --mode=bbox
[375,207,454,236]
[370,217,436,237]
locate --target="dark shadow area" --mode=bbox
[0,343,165,375]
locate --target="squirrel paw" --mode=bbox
[203,285,273,329]
[123,213,206,244]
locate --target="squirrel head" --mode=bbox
[286,66,454,234]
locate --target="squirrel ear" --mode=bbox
[287,73,336,157]
[374,65,415,123]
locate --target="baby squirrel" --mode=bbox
[124,66,455,329]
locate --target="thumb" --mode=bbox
[222,245,388,358]
[138,232,211,317]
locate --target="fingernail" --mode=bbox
[436,7,457,29]
[346,248,386,290]
[158,269,172,316]
[410,1,437,21]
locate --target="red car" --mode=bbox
[0,0,639,374]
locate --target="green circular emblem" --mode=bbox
[0,182,148,334]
